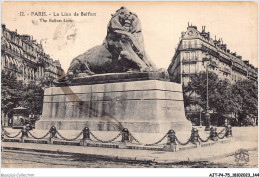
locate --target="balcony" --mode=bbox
[2,46,22,58]
[220,67,231,74]
[232,63,247,74]
[182,58,198,63]
[210,61,218,68]
[178,44,202,51]
[201,45,220,59]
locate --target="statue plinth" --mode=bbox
[54,72,169,86]
[36,72,192,135]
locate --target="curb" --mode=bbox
[2,144,257,164]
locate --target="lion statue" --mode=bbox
[67,6,157,76]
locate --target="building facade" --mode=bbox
[168,24,258,122]
[1,24,64,85]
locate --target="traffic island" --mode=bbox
[2,126,233,153]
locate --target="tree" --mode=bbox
[231,79,258,125]
[183,71,219,109]
[19,81,44,116]
[1,71,45,127]
[184,71,258,126]
[183,71,237,125]
[1,71,25,126]
[1,71,24,117]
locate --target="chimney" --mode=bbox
[237,55,242,60]
[215,38,221,47]
[213,36,219,46]
[227,49,230,53]
[202,26,205,32]
[243,60,249,65]
[220,44,227,51]
[2,24,6,29]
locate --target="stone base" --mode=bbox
[36,74,192,134]
[54,72,169,86]
[36,120,192,135]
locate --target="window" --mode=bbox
[183,65,189,73]
[183,41,187,48]
[195,51,199,59]
[190,64,196,73]
[190,52,194,60]
[188,41,192,48]
[183,77,189,85]
[184,52,190,60]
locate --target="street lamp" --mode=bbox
[202,52,211,131]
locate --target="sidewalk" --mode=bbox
[2,140,257,163]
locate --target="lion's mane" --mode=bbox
[67,6,157,76]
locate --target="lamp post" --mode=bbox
[202,53,211,131]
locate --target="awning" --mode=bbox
[3,40,11,49]
[1,37,7,46]
[12,44,19,53]
[18,48,24,55]
[5,55,9,63]
[9,43,15,51]
[6,55,12,64]
[9,56,15,65]
[13,58,19,66]
[8,56,18,66]
[15,45,20,53]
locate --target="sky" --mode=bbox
[2,1,258,72]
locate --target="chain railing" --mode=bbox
[4,130,22,138]
[2,125,232,149]
[56,131,83,141]
[198,135,210,142]
[90,131,121,143]
[128,131,168,146]
[217,127,227,139]
[175,136,191,146]
[28,131,50,140]
[3,128,11,136]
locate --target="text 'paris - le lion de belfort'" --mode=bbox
[19,11,97,17]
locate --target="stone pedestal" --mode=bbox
[36,73,192,135]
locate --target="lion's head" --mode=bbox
[66,6,157,77]
[108,6,142,33]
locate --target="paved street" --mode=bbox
[1,148,257,168]
[1,126,258,168]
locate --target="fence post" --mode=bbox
[118,128,129,149]
[49,126,57,144]
[225,125,232,138]
[167,130,176,145]
[210,126,218,141]
[164,130,178,152]
[81,127,90,146]
[121,128,130,143]
[190,128,199,145]
[20,125,28,143]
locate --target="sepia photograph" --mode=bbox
[0,1,258,177]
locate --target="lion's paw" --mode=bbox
[119,50,131,60]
